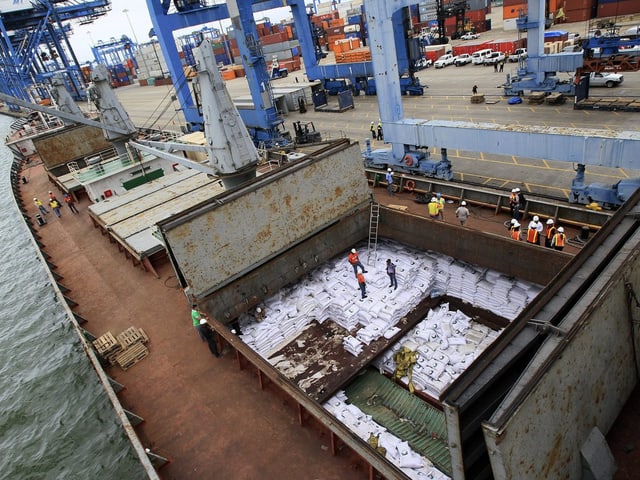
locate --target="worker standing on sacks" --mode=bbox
[348,248,367,276]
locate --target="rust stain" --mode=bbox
[541,433,563,477]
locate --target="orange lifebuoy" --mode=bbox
[404,179,416,193]
[403,155,414,167]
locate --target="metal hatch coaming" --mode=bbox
[159,141,371,299]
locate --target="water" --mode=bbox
[0,115,147,480]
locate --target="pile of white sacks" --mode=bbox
[239,240,541,361]
[324,390,450,480]
[237,240,542,480]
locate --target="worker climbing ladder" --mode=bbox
[367,202,380,265]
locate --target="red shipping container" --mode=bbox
[563,7,592,22]
[425,46,445,62]
[564,0,595,9]
[503,0,523,5]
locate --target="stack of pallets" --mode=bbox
[92,327,150,371]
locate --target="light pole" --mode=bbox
[122,9,149,82]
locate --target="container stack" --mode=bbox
[134,41,169,85]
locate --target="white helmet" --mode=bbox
[533,215,539,222]
[461,201,467,206]
[431,197,437,202]
[515,187,520,192]
[510,218,517,225]
[256,307,262,313]
[546,219,554,225]
[387,168,392,172]
[511,188,517,193]
[33,197,37,201]
[558,227,564,233]
[351,248,356,253]
[513,222,520,228]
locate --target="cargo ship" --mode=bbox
[4,19,640,480]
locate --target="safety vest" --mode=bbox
[510,228,520,240]
[357,272,365,284]
[554,233,566,247]
[526,228,539,243]
[437,198,445,211]
[428,201,439,217]
[509,193,519,206]
[348,252,359,265]
[546,226,556,239]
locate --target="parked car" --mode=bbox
[508,48,527,62]
[413,57,433,70]
[434,53,455,68]
[471,48,493,65]
[454,53,472,66]
[589,72,624,88]
[460,32,479,40]
[483,51,506,65]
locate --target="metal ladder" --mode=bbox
[367,202,380,266]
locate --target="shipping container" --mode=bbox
[486,38,525,54]
[597,0,640,16]
[564,0,595,9]
[452,41,491,56]
[503,4,527,19]
[503,0,524,7]
[563,7,592,21]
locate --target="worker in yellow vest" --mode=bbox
[428,197,439,219]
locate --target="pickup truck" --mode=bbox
[483,51,506,65]
[434,54,455,68]
[454,54,472,66]
[508,48,527,62]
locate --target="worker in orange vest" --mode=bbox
[551,227,566,251]
[510,221,521,240]
[545,219,557,248]
[348,248,367,276]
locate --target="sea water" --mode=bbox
[0,115,147,479]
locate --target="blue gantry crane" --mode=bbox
[0,0,112,108]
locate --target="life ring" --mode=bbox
[403,155,414,167]
[404,179,416,193]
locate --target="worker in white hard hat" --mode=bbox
[509,188,520,220]
[385,167,394,196]
[33,197,49,215]
[545,219,556,248]
[347,248,367,276]
[370,121,376,139]
[428,196,440,219]
[551,226,566,251]
[455,200,470,226]
[510,221,522,241]
[527,215,543,245]
[356,267,367,299]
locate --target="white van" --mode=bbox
[471,48,493,65]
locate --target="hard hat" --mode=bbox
[510,218,517,224]
[48,191,52,194]
[546,219,554,225]
[431,197,437,202]
[33,197,37,201]
[461,201,467,206]
[199,319,207,325]
[515,187,521,192]
[436,192,441,198]
[351,248,356,253]
[371,121,374,124]
[533,215,539,222]
[558,227,564,233]
[387,168,392,172]
[256,307,262,313]
[514,222,520,228]
[511,188,517,193]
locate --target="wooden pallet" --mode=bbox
[92,331,123,364]
[117,326,149,349]
[115,343,149,371]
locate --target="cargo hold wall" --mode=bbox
[482,227,640,480]
[158,140,372,314]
